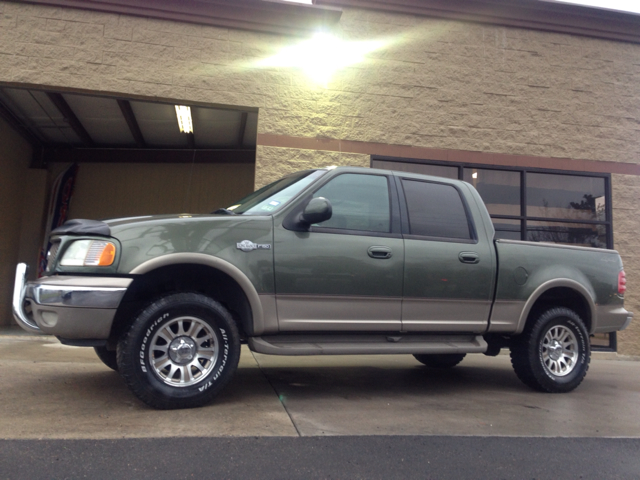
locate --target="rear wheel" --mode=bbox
[117,292,240,409]
[510,307,590,393]
[413,353,466,368]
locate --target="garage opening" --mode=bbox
[0,87,258,221]
[0,85,259,289]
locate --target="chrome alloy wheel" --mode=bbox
[149,316,219,387]
[541,325,578,377]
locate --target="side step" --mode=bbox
[248,334,487,356]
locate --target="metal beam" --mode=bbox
[46,92,94,147]
[0,98,48,168]
[43,147,256,164]
[238,112,248,148]
[117,99,146,148]
[0,99,43,148]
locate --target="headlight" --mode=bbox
[59,240,116,267]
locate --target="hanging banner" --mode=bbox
[38,164,79,277]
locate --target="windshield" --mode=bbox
[225,169,327,215]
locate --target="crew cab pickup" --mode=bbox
[13,166,633,409]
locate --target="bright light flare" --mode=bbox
[257,32,387,85]
[175,105,193,134]
[541,0,640,15]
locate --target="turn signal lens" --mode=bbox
[618,270,627,295]
[85,241,116,266]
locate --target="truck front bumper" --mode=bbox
[13,263,132,340]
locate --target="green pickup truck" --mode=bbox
[13,166,633,409]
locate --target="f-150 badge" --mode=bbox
[237,240,271,252]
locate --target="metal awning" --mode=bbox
[0,87,258,166]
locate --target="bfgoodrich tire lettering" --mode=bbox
[117,293,240,409]
[510,307,590,393]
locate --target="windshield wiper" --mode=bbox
[212,208,238,215]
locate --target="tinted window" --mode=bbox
[463,168,520,216]
[313,174,390,233]
[527,173,606,221]
[402,180,471,239]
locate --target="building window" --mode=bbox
[372,156,615,350]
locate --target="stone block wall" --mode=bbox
[612,174,640,355]
[0,1,638,167]
[0,1,638,352]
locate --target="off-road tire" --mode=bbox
[94,346,119,371]
[117,292,240,409]
[510,307,590,393]
[413,353,466,368]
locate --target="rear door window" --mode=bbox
[401,179,472,240]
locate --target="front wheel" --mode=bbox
[117,293,241,409]
[510,307,590,393]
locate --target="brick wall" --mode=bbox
[612,174,640,356]
[0,1,638,352]
[1,2,638,166]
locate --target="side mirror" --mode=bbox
[300,197,332,227]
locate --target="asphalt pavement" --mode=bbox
[1,330,639,478]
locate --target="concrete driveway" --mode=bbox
[1,332,639,440]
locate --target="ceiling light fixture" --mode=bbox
[175,105,193,134]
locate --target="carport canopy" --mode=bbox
[0,87,258,166]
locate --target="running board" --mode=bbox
[248,334,487,356]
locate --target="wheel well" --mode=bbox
[526,287,592,333]
[107,264,252,347]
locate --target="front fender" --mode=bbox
[129,253,266,335]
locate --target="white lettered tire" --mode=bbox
[510,307,590,393]
[117,293,240,409]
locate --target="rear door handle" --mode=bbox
[458,252,479,264]
[368,246,392,259]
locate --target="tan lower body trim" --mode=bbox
[402,298,491,333]
[276,295,401,332]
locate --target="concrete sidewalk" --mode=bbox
[1,330,639,440]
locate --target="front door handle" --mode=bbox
[459,252,480,264]
[368,246,392,259]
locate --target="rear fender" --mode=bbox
[515,278,596,334]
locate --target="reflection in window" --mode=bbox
[313,173,390,233]
[492,218,521,240]
[527,221,607,249]
[527,173,606,221]
[373,160,458,179]
[463,169,520,216]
